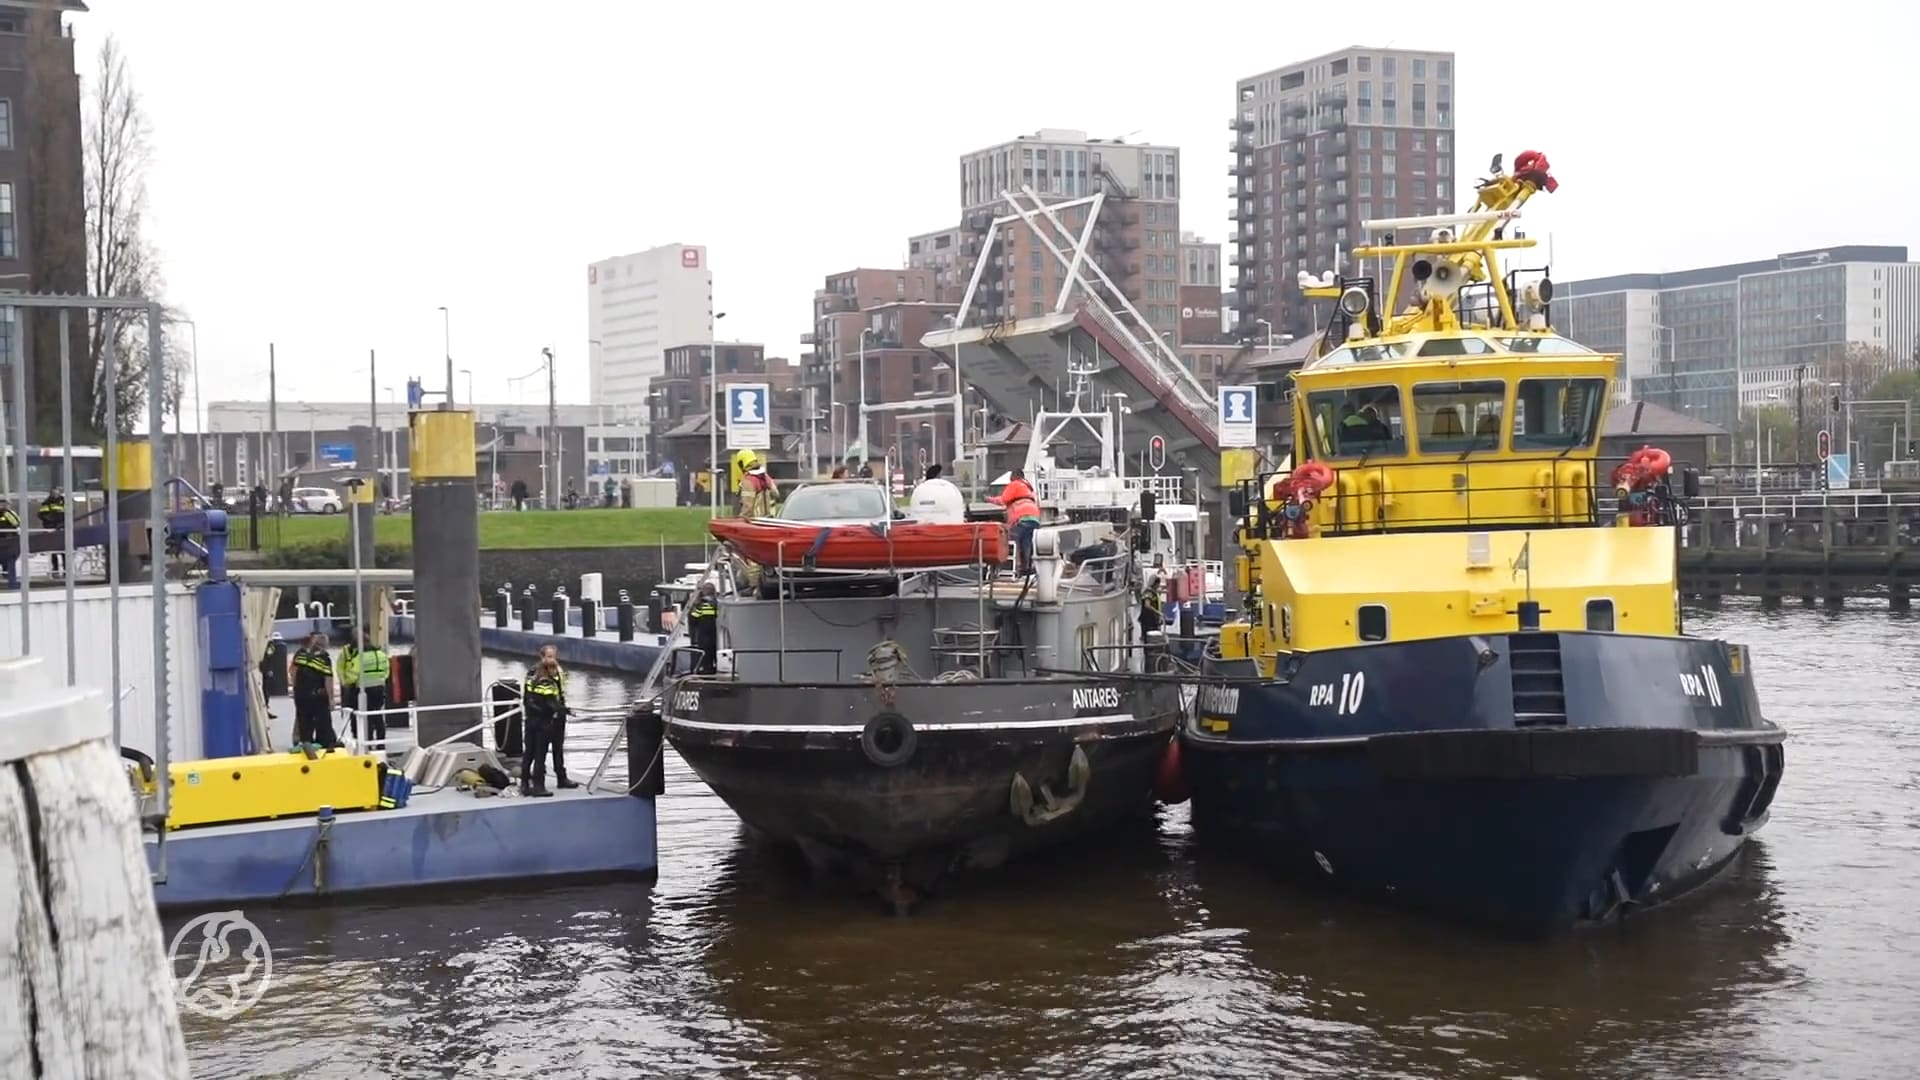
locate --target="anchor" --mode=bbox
[1008,745,1092,826]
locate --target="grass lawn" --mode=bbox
[256,507,716,552]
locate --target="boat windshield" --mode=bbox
[1512,377,1608,450]
[1306,385,1407,458]
[778,483,892,522]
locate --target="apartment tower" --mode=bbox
[1231,47,1457,341]
[585,243,716,415]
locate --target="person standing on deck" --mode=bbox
[337,635,362,730]
[37,486,65,579]
[1,498,20,588]
[989,470,1041,576]
[356,628,391,746]
[520,645,571,796]
[687,581,720,675]
[1138,574,1165,646]
[289,631,341,748]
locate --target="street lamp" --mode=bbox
[1755,390,1780,494]
[437,306,453,405]
[858,326,875,469]
[707,312,729,514]
[459,368,474,406]
[1254,317,1275,351]
[1110,391,1129,473]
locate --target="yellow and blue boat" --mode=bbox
[1181,150,1786,931]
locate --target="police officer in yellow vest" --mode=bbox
[355,630,387,737]
[521,644,576,796]
[37,486,66,578]
[0,498,19,589]
[289,631,340,748]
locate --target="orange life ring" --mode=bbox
[1610,445,1672,491]
[1292,461,1336,493]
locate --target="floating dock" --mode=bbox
[146,783,657,911]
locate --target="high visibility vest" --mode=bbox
[337,645,361,686]
[526,669,565,697]
[360,648,391,684]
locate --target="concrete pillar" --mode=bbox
[408,409,481,746]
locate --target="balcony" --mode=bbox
[1229,201,1255,222]
[1231,251,1257,269]
[1230,115,1254,132]
[820,294,856,313]
[1229,159,1254,178]
[799,331,817,346]
[1324,113,1348,133]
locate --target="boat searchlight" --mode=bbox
[1339,286,1370,318]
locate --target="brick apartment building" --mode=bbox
[797,267,958,466]
[0,2,87,443]
[650,341,813,472]
[1231,46,1457,341]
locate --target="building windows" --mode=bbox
[1412,58,1426,79]
[1383,57,1397,78]
[0,182,14,260]
[1382,155,1396,175]
[1358,55,1372,72]
[0,101,11,150]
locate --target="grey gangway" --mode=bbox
[921,185,1226,492]
[0,655,193,1078]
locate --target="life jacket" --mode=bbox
[1004,496,1040,526]
[990,478,1035,506]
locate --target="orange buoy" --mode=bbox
[1153,739,1189,804]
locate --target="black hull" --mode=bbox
[665,677,1180,907]
[1180,630,1786,932]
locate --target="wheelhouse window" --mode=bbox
[1411,379,1506,453]
[1357,604,1389,642]
[1314,341,1416,367]
[1416,336,1495,357]
[1308,385,1407,458]
[1585,599,1616,632]
[1499,336,1590,355]
[1512,377,1606,451]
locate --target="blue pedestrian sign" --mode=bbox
[406,378,424,409]
[318,442,356,467]
[1218,385,1257,448]
[726,383,770,450]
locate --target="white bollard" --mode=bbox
[579,572,604,608]
[0,655,192,1079]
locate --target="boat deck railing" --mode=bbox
[1057,553,1134,597]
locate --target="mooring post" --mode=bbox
[581,597,599,639]
[493,587,511,628]
[519,586,537,632]
[549,591,568,636]
[0,655,192,1077]
[616,592,636,643]
[408,409,482,745]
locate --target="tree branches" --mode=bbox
[83,34,169,434]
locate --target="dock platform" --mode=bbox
[474,620,668,675]
[146,784,655,911]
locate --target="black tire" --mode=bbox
[860,711,918,768]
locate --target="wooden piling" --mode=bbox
[0,655,191,1079]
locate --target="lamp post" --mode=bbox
[1110,391,1129,474]
[438,306,454,405]
[459,368,474,406]
[1755,390,1779,494]
[541,347,557,508]
[707,312,729,514]
[1254,317,1275,351]
[857,326,875,469]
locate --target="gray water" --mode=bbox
[170,605,1920,1079]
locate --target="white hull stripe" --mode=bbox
[667,712,1139,734]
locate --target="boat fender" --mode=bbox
[860,712,918,768]
[1153,740,1189,804]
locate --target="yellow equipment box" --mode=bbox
[158,751,385,830]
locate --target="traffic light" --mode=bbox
[1816,429,1832,461]
[1148,435,1167,471]
[1909,441,1917,457]
[1831,394,1841,412]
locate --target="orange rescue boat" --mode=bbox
[707,518,1008,570]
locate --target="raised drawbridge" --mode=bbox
[921,186,1225,494]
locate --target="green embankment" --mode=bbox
[253,507,715,560]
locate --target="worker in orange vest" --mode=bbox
[990,469,1041,575]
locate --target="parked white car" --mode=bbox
[291,486,343,514]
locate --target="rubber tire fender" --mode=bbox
[860,711,918,768]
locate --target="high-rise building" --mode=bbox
[585,243,715,415]
[906,227,965,303]
[1,2,88,443]
[954,129,1182,339]
[1558,245,1920,431]
[1231,47,1456,342]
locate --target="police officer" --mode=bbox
[1138,574,1165,644]
[288,630,340,748]
[520,645,569,796]
[356,628,392,745]
[687,581,720,675]
[38,486,66,579]
[0,498,19,589]
[337,633,362,726]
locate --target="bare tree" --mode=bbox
[83,34,169,435]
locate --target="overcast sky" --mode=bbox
[79,0,1912,419]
